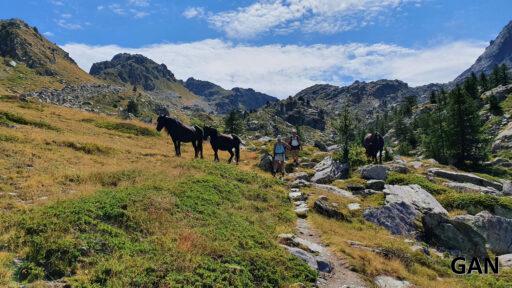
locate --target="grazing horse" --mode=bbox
[363,133,384,164]
[203,126,242,164]
[156,115,203,158]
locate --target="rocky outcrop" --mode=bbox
[364,202,420,236]
[454,20,512,83]
[384,185,448,215]
[445,182,500,195]
[360,165,388,180]
[258,153,273,172]
[492,121,512,153]
[90,53,176,91]
[310,156,349,183]
[422,212,487,258]
[481,84,512,102]
[374,275,412,288]
[427,168,503,191]
[313,196,347,221]
[454,211,512,255]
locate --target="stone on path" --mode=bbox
[374,276,412,288]
[313,183,356,199]
[314,196,347,221]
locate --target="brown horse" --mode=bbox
[363,133,384,163]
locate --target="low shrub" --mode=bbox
[0,111,58,131]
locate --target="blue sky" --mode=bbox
[1,0,511,97]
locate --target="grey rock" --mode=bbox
[366,179,385,191]
[427,168,503,191]
[257,136,273,142]
[499,254,512,267]
[493,121,512,153]
[287,172,309,181]
[290,179,311,188]
[348,203,361,211]
[364,202,420,236]
[353,189,379,196]
[347,184,365,192]
[313,196,347,221]
[278,234,324,254]
[422,212,487,258]
[360,165,388,180]
[502,180,512,195]
[289,191,306,201]
[283,246,318,270]
[374,275,412,288]
[312,183,355,199]
[445,181,501,195]
[314,140,328,152]
[295,207,309,218]
[326,144,340,152]
[311,156,349,183]
[316,257,333,273]
[384,185,448,215]
[385,163,409,174]
[258,153,273,172]
[455,211,512,255]
[481,84,512,102]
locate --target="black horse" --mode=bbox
[156,115,203,158]
[363,133,384,164]
[203,126,242,164]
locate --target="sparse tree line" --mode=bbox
[379,64,510,168]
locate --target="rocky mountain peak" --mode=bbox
[0,18,90,81]
[455,20,512,82]
[90,53,176,91]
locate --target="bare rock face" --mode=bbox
[427,168,503,191]
[422,212,487,258]
[311,156,349,183]
[454,211,512,255]
[313,196,347,221]
[360,165,387,181]
[493,121,512,154]
[364,202,420,236]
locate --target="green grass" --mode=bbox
[0,110,58,131]
[85,119,158,137]
[437,192,512,215]
[386,172,453,195]
[1,161,316,286]
[0,133,19,142]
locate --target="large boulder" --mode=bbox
[310,156,349,183]
[481,83,512,102]
[312,183,355,199]
[384,185,448,215]
[492,121,512,153]
[427,168,503,191]
[364,202,420,236]
[258,153,273,172]
[374,275,412,288]
[445,182,500,195]
[422,212,487,258]
[360,165,388,180]
[366,179,385,191]
[385,163,409,174]
[313,196,347,221]
[454,211,512,255]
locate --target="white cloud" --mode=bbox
[61,13,72,19]
[183,7,205,19]
[61,39,485,98]
[43,31,55,37]
[205,0,418,38]
[104,1,151,18]
[56,19,82,30]
[128,0,150,7]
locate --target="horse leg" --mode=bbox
[198,140,203,159]
[192,141,198,158]
[235,145,240,165]
[228,149,234,163]
[173,140,179,157]
[379,148,383,164]
[214,149,219,162]
[177,141,181,156]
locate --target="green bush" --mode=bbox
[15,262,45,283]
[437,193,512,215]
[333,145,367,169]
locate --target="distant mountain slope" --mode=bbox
[90,53,176,91]
[454,20,512,83]
[0,18,97,94]
[185,77,278,113]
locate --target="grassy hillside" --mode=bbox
[0,97,316,287]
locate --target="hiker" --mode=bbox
[272,135,289,176]
[288,129,301,165]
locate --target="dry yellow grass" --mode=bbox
[0,98,259,208]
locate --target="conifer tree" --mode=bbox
[224,109,244,135]
[479,72,489,92]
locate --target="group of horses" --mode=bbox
[156,114,385,165]
[156,115,243,164]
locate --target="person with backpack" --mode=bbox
[272,135,289,176]
[288,129,301,165]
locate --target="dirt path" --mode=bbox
[295,218,368,288]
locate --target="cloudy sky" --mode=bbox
[1,0,511,97]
